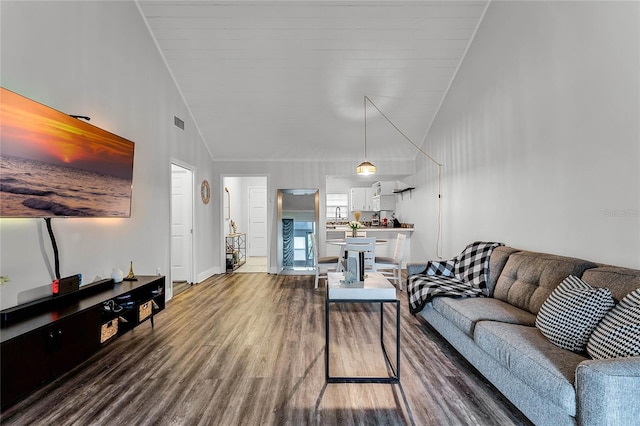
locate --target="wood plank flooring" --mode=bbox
[1,273,533,425]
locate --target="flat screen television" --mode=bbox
[0,87,134,218]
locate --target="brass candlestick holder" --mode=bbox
[123,261,138,281]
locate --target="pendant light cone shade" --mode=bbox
[356,161,376,175]
[357,96,376,175]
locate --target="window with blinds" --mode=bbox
[326,193,348,220]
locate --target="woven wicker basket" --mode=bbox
[138,301,152,322]
[100,319,118,343]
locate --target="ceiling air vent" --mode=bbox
[174,116,185,130]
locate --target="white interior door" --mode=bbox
[171,164,193,283]
[248,186,267,257]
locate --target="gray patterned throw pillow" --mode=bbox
[535,275,615,352]
[587,289,640,359]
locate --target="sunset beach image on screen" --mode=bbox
[0,87,134,218]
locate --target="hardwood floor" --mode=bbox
[1,273,532,425]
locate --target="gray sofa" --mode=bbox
[407,246,640,426]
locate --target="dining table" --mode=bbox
[325,238,388,272]
[326,238,388,246]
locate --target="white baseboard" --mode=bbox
[197,266,220,282]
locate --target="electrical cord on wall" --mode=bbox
[44,218,61,280]
[436,164,443,259]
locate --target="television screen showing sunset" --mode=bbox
[0,87,135,217]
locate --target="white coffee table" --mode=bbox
[325,272,400,383]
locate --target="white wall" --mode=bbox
[0,1,215,308]
[399,1,640,268]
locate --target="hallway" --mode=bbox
[235,256,267,273]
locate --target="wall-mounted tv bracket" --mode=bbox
[69,115,90,121]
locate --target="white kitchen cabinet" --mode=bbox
[373,195,395,212]
[350,187,373,211]
[372,181,397,196]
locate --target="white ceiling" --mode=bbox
[137,0,488,165]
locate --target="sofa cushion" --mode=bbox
[487,246,520,296]
[587,289,640,359]
[493,250,597,314]
[581,266,640,302]
[535,275,614,352]
[433,297,537,337]
[475,321,588,416]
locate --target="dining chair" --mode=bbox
[313,233,343,288]
[345,237,377,273]
[374,234,406,289]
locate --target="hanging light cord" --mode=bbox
[365,96,442,168]
[364,96,368,161]
[365,95,443,259]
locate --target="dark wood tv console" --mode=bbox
[0,275,165,412]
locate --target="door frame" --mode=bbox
[170,159,196,299]
[220,175,269,273]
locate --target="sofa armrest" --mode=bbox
[576,356,640,426]
[407,262,428,277]
[407,260,457,291]
[407,260,456,278]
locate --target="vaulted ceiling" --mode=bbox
[137,1,488,165]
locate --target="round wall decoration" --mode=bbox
[200,180,211,204]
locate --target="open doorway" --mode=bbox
[222,176,268,273]
[171,163,194,296]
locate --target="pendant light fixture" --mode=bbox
[356,95,376,175]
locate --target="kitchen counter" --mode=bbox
[326,226,413,232]
[325,226,413,260]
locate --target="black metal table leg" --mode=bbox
[325,298,400,383]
